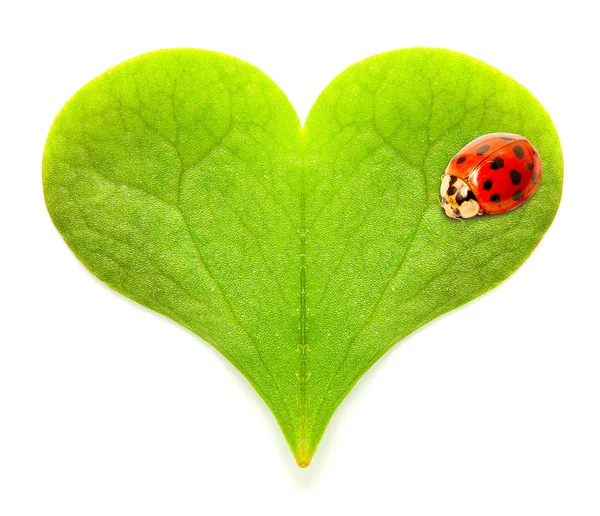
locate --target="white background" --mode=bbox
[1,1,599,514]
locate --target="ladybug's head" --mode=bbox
[440,174,481,219]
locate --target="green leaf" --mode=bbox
[43,48,562,467]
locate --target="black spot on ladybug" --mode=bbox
[456,189,475,204]
[477,144,491,155]
[512,190,523,201]
[527,162,533,170]
[489,157,504,170]
[532,171,539,184]
[510,169,522,185]
[449,175,458,186]
[513,145,525,159]
[490,193,501,202]
[456,155,466,164]
[483,179,493,190]
[447,186,457,196]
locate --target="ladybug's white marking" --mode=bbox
[440,175,481,219]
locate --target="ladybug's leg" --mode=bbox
[429,191,444,208]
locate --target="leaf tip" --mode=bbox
[295,442,313,468]
[295,456,311,468]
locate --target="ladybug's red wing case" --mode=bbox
[445,133,522,180]
[469,138,541,215]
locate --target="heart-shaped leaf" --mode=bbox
[43,48,562,467]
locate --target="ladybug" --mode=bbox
[440,133,542,219]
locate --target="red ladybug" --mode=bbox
[440,133,542,219]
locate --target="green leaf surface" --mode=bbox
[43,48,562,467]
